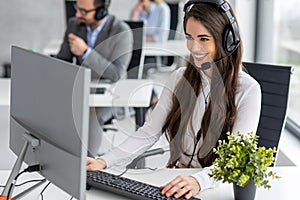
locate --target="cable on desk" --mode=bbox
[115,148,170,178]
[0,179,45,188]
[6,170,25,200]
[14,179,46,187]
[40,181,51,200]
[39,181,73,200]
[6,164,42,200]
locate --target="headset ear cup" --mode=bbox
[223,25,235,53]
[94,8,108,21]
[95,8,99,20]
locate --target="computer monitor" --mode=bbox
[2,46,90,199]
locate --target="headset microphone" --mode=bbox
[201,62,212,70]
[200,41,239,70]
[200,54,228,70]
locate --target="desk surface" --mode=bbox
[90,79,152,107]
[42,39,190,57]
[0,79,152,108]
[0,167,299,200]
[144,40,189,57]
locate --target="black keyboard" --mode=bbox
[86,171,201,200]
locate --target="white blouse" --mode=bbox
[100,66,261,191]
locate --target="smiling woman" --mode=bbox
[87,1,261,199]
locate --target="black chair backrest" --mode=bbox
[167,3,179,40]
[64,0,77,24]
[243,62,292,153]
[124,20,145,79]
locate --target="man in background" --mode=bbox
[57,0,133,157]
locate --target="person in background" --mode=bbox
[56,0,133,157]
[131,0,171,43]
[87,0,261,199]
[131,0,171,105]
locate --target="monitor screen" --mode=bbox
[9,46,90,199]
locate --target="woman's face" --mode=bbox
[185,17,217,69]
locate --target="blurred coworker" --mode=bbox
[56,0,133,157]
[131,0,171,43]
[131,0,171,104]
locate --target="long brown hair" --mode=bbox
[162,2,243,168]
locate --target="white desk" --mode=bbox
[1,78,152,130]
[89,79,152,108]
[0,79,153,128]
[1,79,152,108]
[90,79,153,129]
[144,40,189,72]
[0,167,299,199]
[41,39,189,73]
[144,40,189,57]
[42,39,189,58]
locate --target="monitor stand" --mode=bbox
[0,133,41,200]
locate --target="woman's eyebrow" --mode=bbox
[196,34,212,38]
[185,33,212,38]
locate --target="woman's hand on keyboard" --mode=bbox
[160,175,201,199]
[86,157,107,171]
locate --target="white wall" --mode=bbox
[234,0,257,62]
[0,0,65,67]
[110,0,137,20]
[255,0,275,63]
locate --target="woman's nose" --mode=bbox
[188,40,202,53]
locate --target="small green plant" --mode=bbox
[209,131,280,189]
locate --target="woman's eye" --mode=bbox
[185,35,193,40]
[200,38,209,42]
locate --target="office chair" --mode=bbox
[1,62,11,78]
[127,62,293,169]
[64,0,77,25]
[124,20,145,79]
[165,2,179,64]
[101,21,165,167]
[243,62,293,164]
[158,2,180,71]
[102,20,146,132]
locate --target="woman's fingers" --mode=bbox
[160,175,201,199]
[86,157,106,171]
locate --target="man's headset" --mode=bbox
[184,0,240,54]
[94,0,110,21]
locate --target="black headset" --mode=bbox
[94,0,109,21]
[183,0,240,54]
